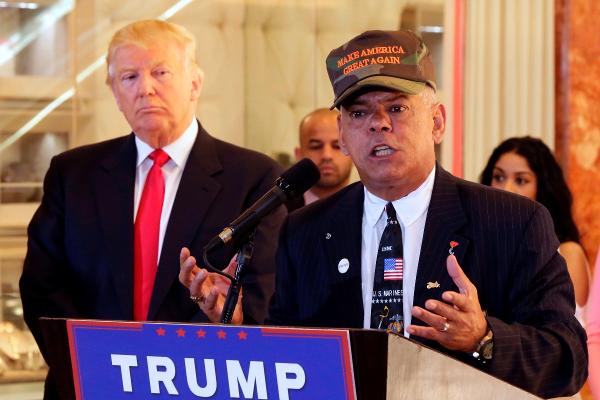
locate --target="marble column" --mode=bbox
[555,0,600,267]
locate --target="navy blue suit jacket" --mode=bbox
[268,166,587,398]
[20,123,285,398]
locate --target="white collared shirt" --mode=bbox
[303,189,320,206]
[361,166,436,336]
[134,118,198,260]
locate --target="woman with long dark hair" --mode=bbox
[480,137,590,320]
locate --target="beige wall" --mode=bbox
[463,0,555,182]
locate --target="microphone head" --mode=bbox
[278,158,321,199]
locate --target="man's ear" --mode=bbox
[337,113,350,156]
[294,147,302,161]
[111,85,124,112]
[190,68,203,101]
[432,103,446,145]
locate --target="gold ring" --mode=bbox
[440,321,450,332]
[190,294,205,305]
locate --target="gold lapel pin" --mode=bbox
[427,281,440,289]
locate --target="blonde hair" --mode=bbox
[105,19,199,85]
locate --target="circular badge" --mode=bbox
[338,258,350,274]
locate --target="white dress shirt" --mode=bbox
[361,166,436,336]
[303,189,320,206]
[134,118,198,260]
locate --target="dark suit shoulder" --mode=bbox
[285,196,305,213]
[287,182,363,226]
[210,136,283,173]
[53,135,131,164]
[442,170,543,227]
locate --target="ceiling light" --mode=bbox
[0,1,40,9]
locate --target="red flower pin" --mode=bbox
[449,241,459,255]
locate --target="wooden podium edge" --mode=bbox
[386,334,541,400]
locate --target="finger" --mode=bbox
[234,287,243,309]
[181,256,196,274]
[232,288,244,325]
[441,290,472,312]
[189,268,208,298]
[424,299,462,321]
[406,325,444,342]
[446,255,474,297]
[223,255,238,276]
[179,254,198,288]
[204,287,219,311]
[179,247,190,265]
[182,257,198,285]
[179,248,196,272]
[214,275,234,296]
[412,306,448,331]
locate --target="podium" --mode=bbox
[40,318,539,399]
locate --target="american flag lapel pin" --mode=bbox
[448,241,459,255]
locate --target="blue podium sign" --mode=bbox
[67,320,356,399]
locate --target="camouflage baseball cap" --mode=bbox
[326,30,436,109]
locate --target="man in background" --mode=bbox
[286,108,353,211]
[20,19,284,399]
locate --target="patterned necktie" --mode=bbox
[370,202,404,333]
[133,149,170,321]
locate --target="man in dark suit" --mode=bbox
[182,29,587,398]
[20,20,285,398]
[267,30,587,398]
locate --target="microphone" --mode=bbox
[204,158,320,252]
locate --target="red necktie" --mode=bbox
[133,149,170,321]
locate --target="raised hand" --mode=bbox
[407,255,488,352]
[179,247,243,324]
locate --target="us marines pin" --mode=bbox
[338,258,349,274]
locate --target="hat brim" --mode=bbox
[330,76,431,109]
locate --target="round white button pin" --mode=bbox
[338,258,350,274]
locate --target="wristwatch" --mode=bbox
[472,328,494,363]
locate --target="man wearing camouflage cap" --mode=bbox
[179,29,587,397]
[266,30,587,397]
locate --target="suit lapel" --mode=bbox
[148,124,223,319]
[322,183,365,327]
[95,134,137,318]
[413,166,470,322]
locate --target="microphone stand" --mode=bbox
[201,231,255,324]
[220,232,254,324]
